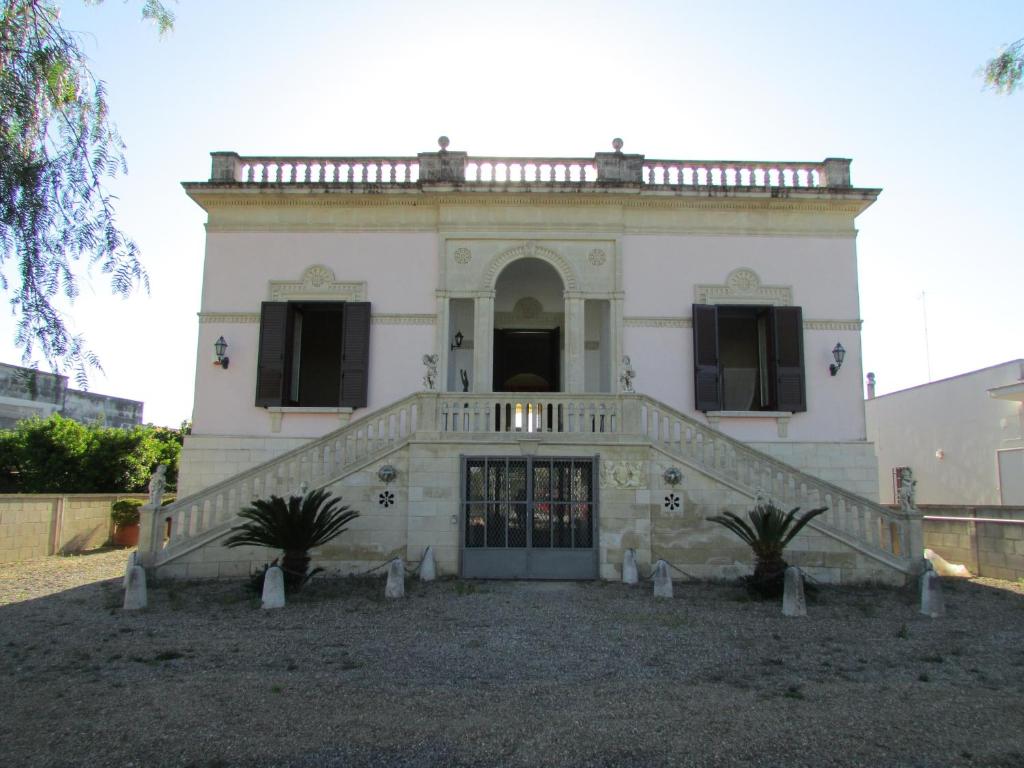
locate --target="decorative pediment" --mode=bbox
[268,265,367,301]
[694,268,792,306]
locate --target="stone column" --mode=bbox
[435,291,449,391]
[564,293,585,392]
[473,292,494,392]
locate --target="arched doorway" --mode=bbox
[493,258,564,392]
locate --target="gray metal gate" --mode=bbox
[460,456,599,579]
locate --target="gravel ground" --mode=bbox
[2,550,1024,768]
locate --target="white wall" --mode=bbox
[865,360,1024,505]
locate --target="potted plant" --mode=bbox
[110,498,144,547]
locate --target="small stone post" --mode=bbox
[123,550,139,589]
[420,547,437,582]
[123,566,147,611]
[385,558,405,599]
[782,566,807,617]
[652,560,673,599]
[622,548,639,585]
[920,565,945,618]
[261,566,285,610]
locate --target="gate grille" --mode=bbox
[462,456,598,579]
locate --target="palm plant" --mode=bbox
[224,489,359,592]
[707,501,827,598]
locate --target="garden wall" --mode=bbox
[920,505,1024,581]
[0,494,147,563]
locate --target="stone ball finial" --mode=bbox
[612,137,624,152]
[438,135,450,150]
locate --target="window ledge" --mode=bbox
[265,406,353,432]
[705,410,792,438]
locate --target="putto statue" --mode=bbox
[619,355,636,393]
[422,354,439,390]
[898,467,917,512]
[148,464,167,508]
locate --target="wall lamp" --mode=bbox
[214,336,230,369]
[829,342,846,376]
[450,330,464,351]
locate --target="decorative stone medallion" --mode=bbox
[453,247,472,264]
[588,248,607,266]
[512,297,543,320]
[727,268,759,292]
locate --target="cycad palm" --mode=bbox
[225,489,359,591]
[708,502,827,597]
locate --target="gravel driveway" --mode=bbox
[2,550,1023,768]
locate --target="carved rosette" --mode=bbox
[453,247,472,264]
[588,248,607,267]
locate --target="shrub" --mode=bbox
[111,498,144,527]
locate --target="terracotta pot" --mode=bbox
[112,523,140,547]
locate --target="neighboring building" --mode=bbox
[0,362,143,430]
[865,360,1024,506]
[139,139,922,584]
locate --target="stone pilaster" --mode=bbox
[564,293,586,391]
[473,292,494,392]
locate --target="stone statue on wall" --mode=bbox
[898,468,917,512]
[422,354,439,390]
[148,464,167,508]
[619,356,636,393]
[460,369,470,393]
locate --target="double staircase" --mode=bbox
[141,393,921,579]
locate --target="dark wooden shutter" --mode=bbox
[255,302,289,406]
[692,304,722,411]
[772,306,806,412]
[340,302,371,408]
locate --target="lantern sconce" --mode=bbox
[450,330,464,351]
[829,343,846,376]
[213,336,230,369]
[663,467,683,486]
[377,464,397,484]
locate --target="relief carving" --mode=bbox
[600,461,645,489]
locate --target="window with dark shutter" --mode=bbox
[692,304,722,411]
[254,300,371,408]
[692,303,805,413]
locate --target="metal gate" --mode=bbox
[460,456,598,579]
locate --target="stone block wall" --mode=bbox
[922,507,1024,581]
[0,494,147,563]
[177,435,311,497]
[751,441,880,502]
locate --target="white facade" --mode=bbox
[865,360,1024,505]
[147,141,921,584]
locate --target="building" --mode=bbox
[138,139,920,584]
[865,360,1024,505]
[0,362,143,430]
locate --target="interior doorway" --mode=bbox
[493,328,560,392]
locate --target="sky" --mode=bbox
[1,0,1022,427]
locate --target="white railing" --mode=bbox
[463,158,598,184]
[236,157,420,184]
[148,395,423,565]
[642,159,822,188]
[438,395,621,434]
[634,396,918,566]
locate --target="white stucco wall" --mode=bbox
[865,360,1024,505]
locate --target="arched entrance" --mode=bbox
[493,258,564,392]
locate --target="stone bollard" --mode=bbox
[385,558,405,599]
[622,548,639,585]
[652,560,673,599]
[420,547,437,582]
[123,566,147,610]
[920,567,945,618]
[123,550,139,590]
[261,566,286,610]
[782,566,807,617]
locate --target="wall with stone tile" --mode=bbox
[161,442,909,585]
[0,494,147,563]
[922,507,1024,581]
